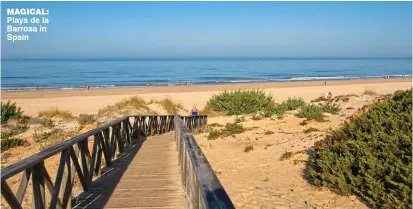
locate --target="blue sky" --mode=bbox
[1,1,412,58]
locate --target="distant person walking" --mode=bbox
[191,105,199,116]
[36,86,39,91]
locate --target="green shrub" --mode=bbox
[207,90,275,115]
[1,101,23,124]
[39,118,54,128]
[33,129,63,143]
[322,103,341,114]
[222,122,246,135]
[77,114,96,126]
[311,96,325,102]
[207,130,221,140]
[1,137,27,151]
[307,89,412,209]
[282,97,305,110]
[263,104,286,119]
[297,104,324,121]
[1,124,29,139]
[206,122,246,140]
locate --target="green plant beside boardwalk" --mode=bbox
[1,100,23,124]
[307,89,412,209]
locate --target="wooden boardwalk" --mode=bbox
[73,132,185,209]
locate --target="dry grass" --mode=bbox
[38,108,74,120]
[97,96,153,117]
[77,114,96,126]
[154,98,186,114]
[199,105,228,117]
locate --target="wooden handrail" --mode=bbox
[175,115,235,209]
[1,114,231,209]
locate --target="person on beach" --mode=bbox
[191,105,199,116]
[36,86,39,91]
[324,92,332,103]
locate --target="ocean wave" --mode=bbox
[1,74,411,92]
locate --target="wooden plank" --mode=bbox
[1,181,23,209]
[69,146,87,190]
[49,149,68,209]
[99,131,111,166]
[79,140,90,189]
[43,165,64,209]
[88,134,99,184]
[16,169,31,204]
[32,162,45,209]
[60,151,73,208]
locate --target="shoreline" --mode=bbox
[2,78,411,100]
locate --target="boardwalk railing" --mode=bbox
[1,114,233,209]
[175,116,235,209]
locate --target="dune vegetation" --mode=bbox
[307,89,412,208]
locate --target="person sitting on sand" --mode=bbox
[191,105,199,116]
[324,92,332,103]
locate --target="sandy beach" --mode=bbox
[1,78,412,209]
[2,78,411,116]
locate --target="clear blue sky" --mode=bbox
[1,1,412,58]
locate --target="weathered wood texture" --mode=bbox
[175,116,235,209]
[73,132,185,209]
[2,115,233,209]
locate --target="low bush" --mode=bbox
[307,89,412,208]
[282,97,305,110]
[207,90,275,115]
[38,108,74,120]
[77,114,96,126]
[207,130,221,140]
[1,101,23,124]
[311,96,325,103]
[322,103,341,114]
[206,122,246,140]
[222,122,246,135]
[33,129,63,143]
[263,104,286,119]
[1,138,28,151]
[297,104,324,121]
[1,124,29,139]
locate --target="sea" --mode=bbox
[1,58,412,92]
